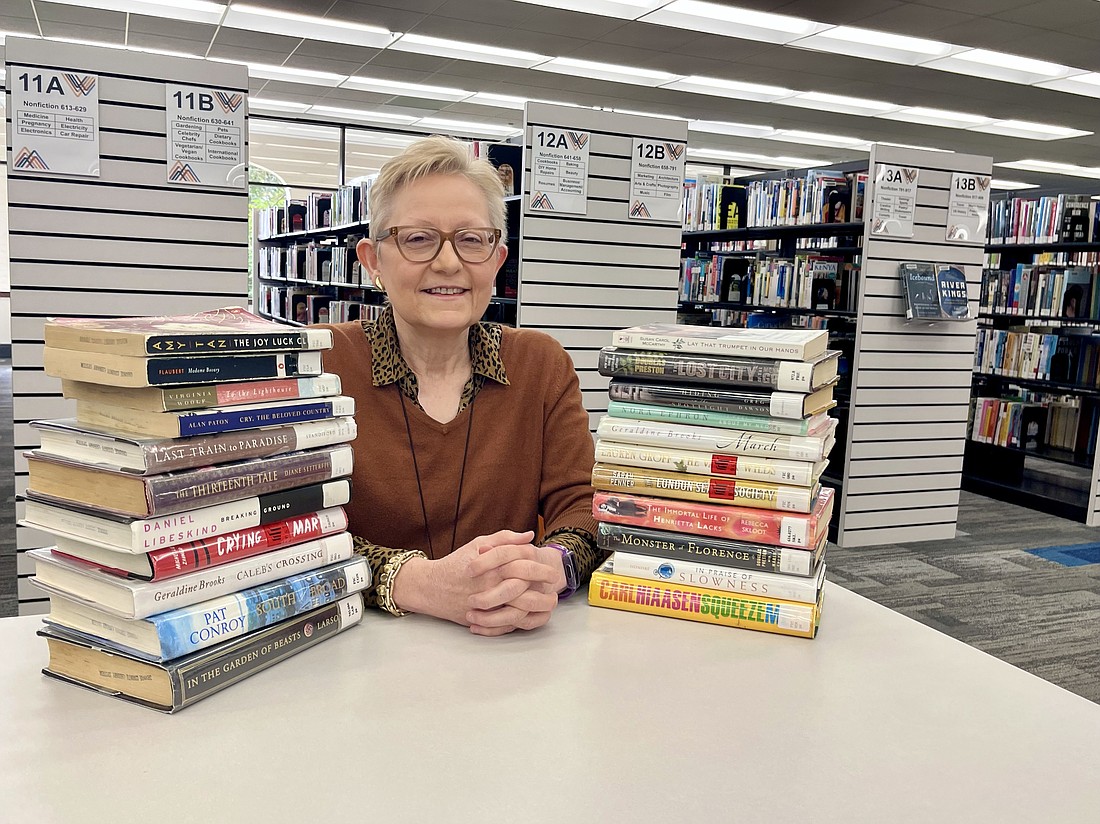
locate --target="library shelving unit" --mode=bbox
[965,191,1100,524]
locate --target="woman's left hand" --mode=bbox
[463,543,567,636]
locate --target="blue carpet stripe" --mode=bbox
[1027,543,1100,567]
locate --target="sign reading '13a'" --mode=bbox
[165,83,248,189]
[10,66,100,177]
[529,127,591,215]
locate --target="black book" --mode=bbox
[598,347,841,392]
[607,378,836,419]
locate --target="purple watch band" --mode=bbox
[545,542,579,599]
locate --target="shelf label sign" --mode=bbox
[529,127,590,215]
[166,83,248,188]
[629,138,686,222]
[946,172,991,244]
[10,66,100,177]
[869,163,918,238]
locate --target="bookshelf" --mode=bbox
[965,194,1100,525]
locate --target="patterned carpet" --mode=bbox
[826,490,1100,705]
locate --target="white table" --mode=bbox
[2,582,1099,823]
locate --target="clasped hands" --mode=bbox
[391,530,567,636]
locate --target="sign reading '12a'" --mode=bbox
[529,127,591,215]
[10,66,100,177]
[165,83,248,189]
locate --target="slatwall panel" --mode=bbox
[5,39,249,615]
[837,144,991,547]
[519,104,684,430]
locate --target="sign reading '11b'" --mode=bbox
[165,83,248,189]
[10,66,100,177]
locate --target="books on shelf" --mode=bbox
[598,347,841,392]
[988,194,1099,245]
[980,264,1100,320]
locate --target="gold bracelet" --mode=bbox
[376,550,426,617]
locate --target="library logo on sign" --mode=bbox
[62,74,97,96]
[663,143,685,161]
[566,132,588,151]
[169,162,201,183]
[630,201,652,219]
[531,191,555,210]
[14,147,48,171]
[215,92,244,113]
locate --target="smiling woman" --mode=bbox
[315,136,604,637]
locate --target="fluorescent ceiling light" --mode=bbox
[922,48,1077,85]
[533,56,677,87]
[509,0,667,17]
[877,141,952,153]
[660,75,794,102]
[127,44,203,59]
[996,159,1100,179]
[878,107,994,128]
[689,120,777,139]
[417,117,521,137]
[228,61,347,87]
[643,1,829,44]
[251,157,331,166]
[613,108,688,121]
[464,92,529,109]
[777,92,900,116]
[309,105,419,124]
[968,120,1091,141]
[392,33,548,68]
[771,130,870,149]
[250,121,338,140]
[39,0,225,25]
[250,98,311,113]
[685,164,727,176]
[223,4,399,49]
[990,179,1039,190]
[789,25,956,64]
[1034,72,1100,98]
[342,76,471,101]
[689,147,823,168]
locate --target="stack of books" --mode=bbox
[587,323,839,639]
[22,307,370,712]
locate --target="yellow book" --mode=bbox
[588,559,821,638]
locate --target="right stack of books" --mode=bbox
[21,308,370,712]
[588,323,838,640]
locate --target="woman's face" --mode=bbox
[359,173,506,338]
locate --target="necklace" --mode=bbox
[397,384,476,558]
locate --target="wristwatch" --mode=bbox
[546,542,579,599]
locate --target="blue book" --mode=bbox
[40,557,371,662]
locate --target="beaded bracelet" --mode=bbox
[376,549,427,616]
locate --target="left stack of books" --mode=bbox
[22,307,369,712]
[587,323,839,639]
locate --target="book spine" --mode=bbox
[598,348,784,389]
[143,417,357,473]
[611,330,811,360]
[592,463,815,512]
[143,329,331,356]
[597,417,828,462]
[611,550,822,604]
[172,594,363,708]
[134,480,352,551]
[588,567,819,638]
[596,521,817,575]
[163,375,342,411]
[594,441,817,486]
[143,446,355,515]
[608,401,813,436]
[608,381,811,420]
[147,507,349,580]
[144,351,323,386]
[175,398,351,436]
[152,557,370,660]
[130,533,354,618]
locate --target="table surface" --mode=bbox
[3,582,1100,823]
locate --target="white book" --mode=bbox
[612,323,828,362]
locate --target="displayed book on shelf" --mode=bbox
[38,595,364,713]
[613,323,829,361]
[900,262,972,321]
[598,347,840,392]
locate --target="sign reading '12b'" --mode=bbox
[529,128,591,215]
[629,138,686,222]
[10,66,100,177]
[165,83,248,189]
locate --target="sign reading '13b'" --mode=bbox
[10,66,100,177]
[529,128,591,215]
[165,83,248,189]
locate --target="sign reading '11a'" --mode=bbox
[10,66,100,177]
[165,83,248,189]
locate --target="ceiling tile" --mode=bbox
[32,3,124,29]
[209,27,304,54]
[992,0,1100,34]
[850,6,978,39]
[773,0,907,25]
[429,0,555,28]
[357,48,458,74]
[125,14,213,42]
[325,0,433,31]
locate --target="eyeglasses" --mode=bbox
[378,226,502,264]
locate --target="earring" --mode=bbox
[373,276,386,294]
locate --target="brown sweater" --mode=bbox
[321,320,600,574]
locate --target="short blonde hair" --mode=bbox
[369,135,507,237]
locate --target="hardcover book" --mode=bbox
[32,416,357,475]
[597,522,827,577]
[598,347,840,392]
[59,374,342,412]
[591,462,819,513]
[44,348,324,388]
[900,262,943,320]
[611,551,826,604]
[607,379,836,420]
[597,416,836,463]
[39,595,364,713]
[50,507,349,580]
[607,401,836,438]
[588,558,821,639]
[30,531,355,618]
[593,488,834,550]
[41,556,371,661]
[612,324,828,362]
[594,439,826,487]
[22,479,352,553]
[25,445,354,518]
[75,395,356,439]
[44,307,333,357]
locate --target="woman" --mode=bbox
[320,135,603,636]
